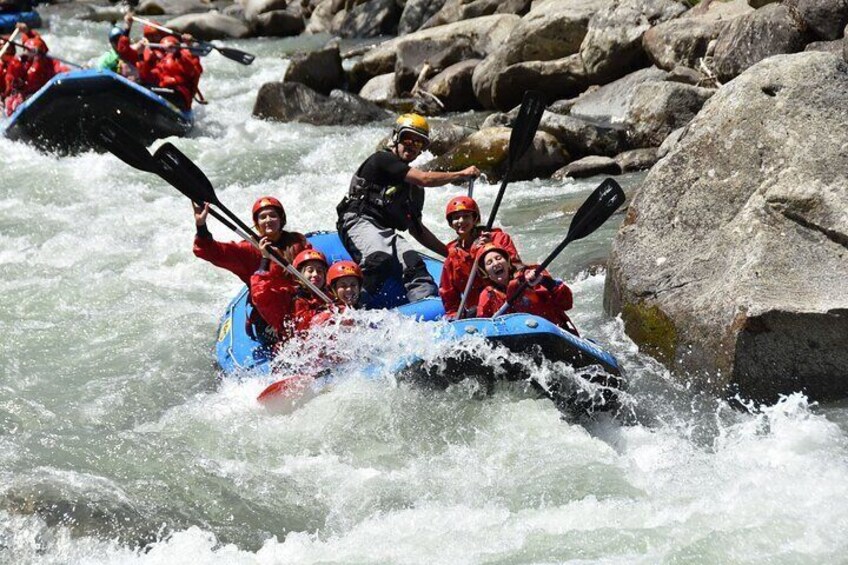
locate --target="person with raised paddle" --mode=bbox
[439,195,523,319]
[193,196,311,288]
[475,243,579,335]
[337,113,480,303]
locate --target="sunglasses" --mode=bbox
[400,137,427,149]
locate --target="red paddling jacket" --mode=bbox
[477,268,577,334]
[193,224,310,287]
[439,228,520,318]
[249,259,298,340]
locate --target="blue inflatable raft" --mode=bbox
[215,232,625,413]
[0,10,41,33]
[2,69,193,153]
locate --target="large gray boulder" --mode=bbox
[398,0,448,35]
[337,0,400,38]
[786,0,848,42]
[579,0,686,84]
[136,0,210,16]
[552,155,620,179]
[304,0,340,34]
[472,0,608,110]
[253,81,392,125]
[424,127,569,182]
[712,4,806,83]
[570,66,668,124]
[355,14,519,87]
[642,0,752,71]
[424,59,482,112]
[358,72,396,103]
[539,112,629,158]
[604,52,848,403]
[394,37,480,96]
[284,45,344,95]
[625,81,715,147]
[421,0,512,30]
[489,54,588,111]
[164,12,251,39]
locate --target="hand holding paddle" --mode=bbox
[95,119,334,305]
[455,90,546,320]
[493,178,626,317]
[0,36,84,69]
[133,16,255,65]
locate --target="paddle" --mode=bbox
[0,37,84,69]
[153,142,335,305]
[147,42,214,57]
[95,119,334,305]
[133,17,255,66]
[493,178,626,317]
[454,90,546,320]
[257,373,320,413]
[0,27,20,59]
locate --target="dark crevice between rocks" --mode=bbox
[761,84,782,97]
[772,205,848,250]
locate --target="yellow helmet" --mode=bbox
[393,113,430,147]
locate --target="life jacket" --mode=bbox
[439,227,521,317]
[338,150,424,231]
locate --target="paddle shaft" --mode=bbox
[0,37,83,68]
[493,178,625,317]
[199,201,335,305]
[133,16,255,65]
[455,91,546,320]
[0,28,19,59]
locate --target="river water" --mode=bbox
[1,18,847,564]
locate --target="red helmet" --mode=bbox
[326,260,363,287]
[293,249,328,270]
[24,36,48,55]
[251,196,285,223]
[475,243,510,265]
[143,23,167,42]
[160,35,180,48]
[445,196,480,222]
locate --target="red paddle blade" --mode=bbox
[257,374,316,413]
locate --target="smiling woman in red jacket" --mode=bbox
[475,243,578,336]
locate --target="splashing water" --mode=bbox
[1,19,848,564]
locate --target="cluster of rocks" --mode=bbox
[65,0,848,182]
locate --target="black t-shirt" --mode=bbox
[346,150,425,231]
[358,150,411,187]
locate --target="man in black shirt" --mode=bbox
[337,113,480,303]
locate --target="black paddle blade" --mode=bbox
[187,43,214,57]
[566,178,626,243]
[507,90,546,167]
[153,143,218,207]
[485,90,547,229]
[94,119,158,173]
[214,45,255,65]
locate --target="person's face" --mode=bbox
[333,277,361,305]
[483,251,510,286]
[300,262,326,289]
[256,208,283,238]
[449,211,477,239]
[396,134,426,162]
